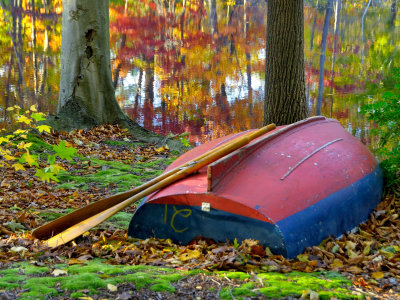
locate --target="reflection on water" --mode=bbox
[0,0,398,148]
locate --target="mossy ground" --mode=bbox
[216,271,360,299]
[56,156,175,193]
[0,130,369,299]
[0,260,361,299]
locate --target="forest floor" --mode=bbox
[0,125,399,299]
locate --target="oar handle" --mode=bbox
[45,124,276,248]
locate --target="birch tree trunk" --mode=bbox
[263,0,308,126]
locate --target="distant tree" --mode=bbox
[263,0,308,126]
[52,0,181,149]
[316,0,333,115]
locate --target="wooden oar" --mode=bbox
[36,124,276,247]
[32,130,256,240]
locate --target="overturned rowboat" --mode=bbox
[128,117,383,258]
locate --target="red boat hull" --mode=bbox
[129,117,383,257]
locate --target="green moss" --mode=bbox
[0,259,359,300]
[61,273,107,293]
[67,259,136,275]
[104,140,145,147]
[25,134,53,152]
[38,209,74,222]
[57,164,141,193]
[70,292,86,298]
[218,271,250,280]
[219,287,234,300]
[157,273,183,282]
[56,156,174,193]
[119,272,153,289]
[55,183,77,189]
[104,211,132,229]
[16,262,49,275]
[0,281,20,290]
[259,285,284,298]
[150,280,176,292]
[0,274,26,282]
[22,277,59,299]
[256,272,358,299]
[0,269,19,275]
[232,282,257,297]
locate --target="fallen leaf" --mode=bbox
[68,258,85,265]
[179,249,201,261]
[371,271,384,279]
[52,269,68,277]
[330,258,344,268]
[10,246,28,254]
[347,266,363,274]
[107,283,118,292]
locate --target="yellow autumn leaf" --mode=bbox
[16,115,32,125]
[13,105,21,110]
[155,146,165,153]
[47,164,66,174]
[0,136,10,144]
[363,241,374,255]
[30,105,37,112]
[4,154,16,161]
[297,254,309,262]
[6,107,14,111]
[36,125,51,133]
[14,129,27,135]
[178,249,201,261]
[371,271,384,279]
[24,152,38,166]
[330,258,344,268]
[13,163,26,171]
[20,135,27,139]
[0,148,11,155]
[17,142,32,149]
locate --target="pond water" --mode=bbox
[0,0,398,147]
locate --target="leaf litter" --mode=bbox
[0,125,400,299]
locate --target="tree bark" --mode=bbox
[263,0,308,126]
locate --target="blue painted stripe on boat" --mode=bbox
[128,203,287,256]
[276,167,383,258]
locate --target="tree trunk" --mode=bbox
[52,0,183,150]
[316,0,333,115]
[209,0,218,36]
[329,0,341,116]
[264,0,308,126]
[389,0,397,28]
[57,0,124,126]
